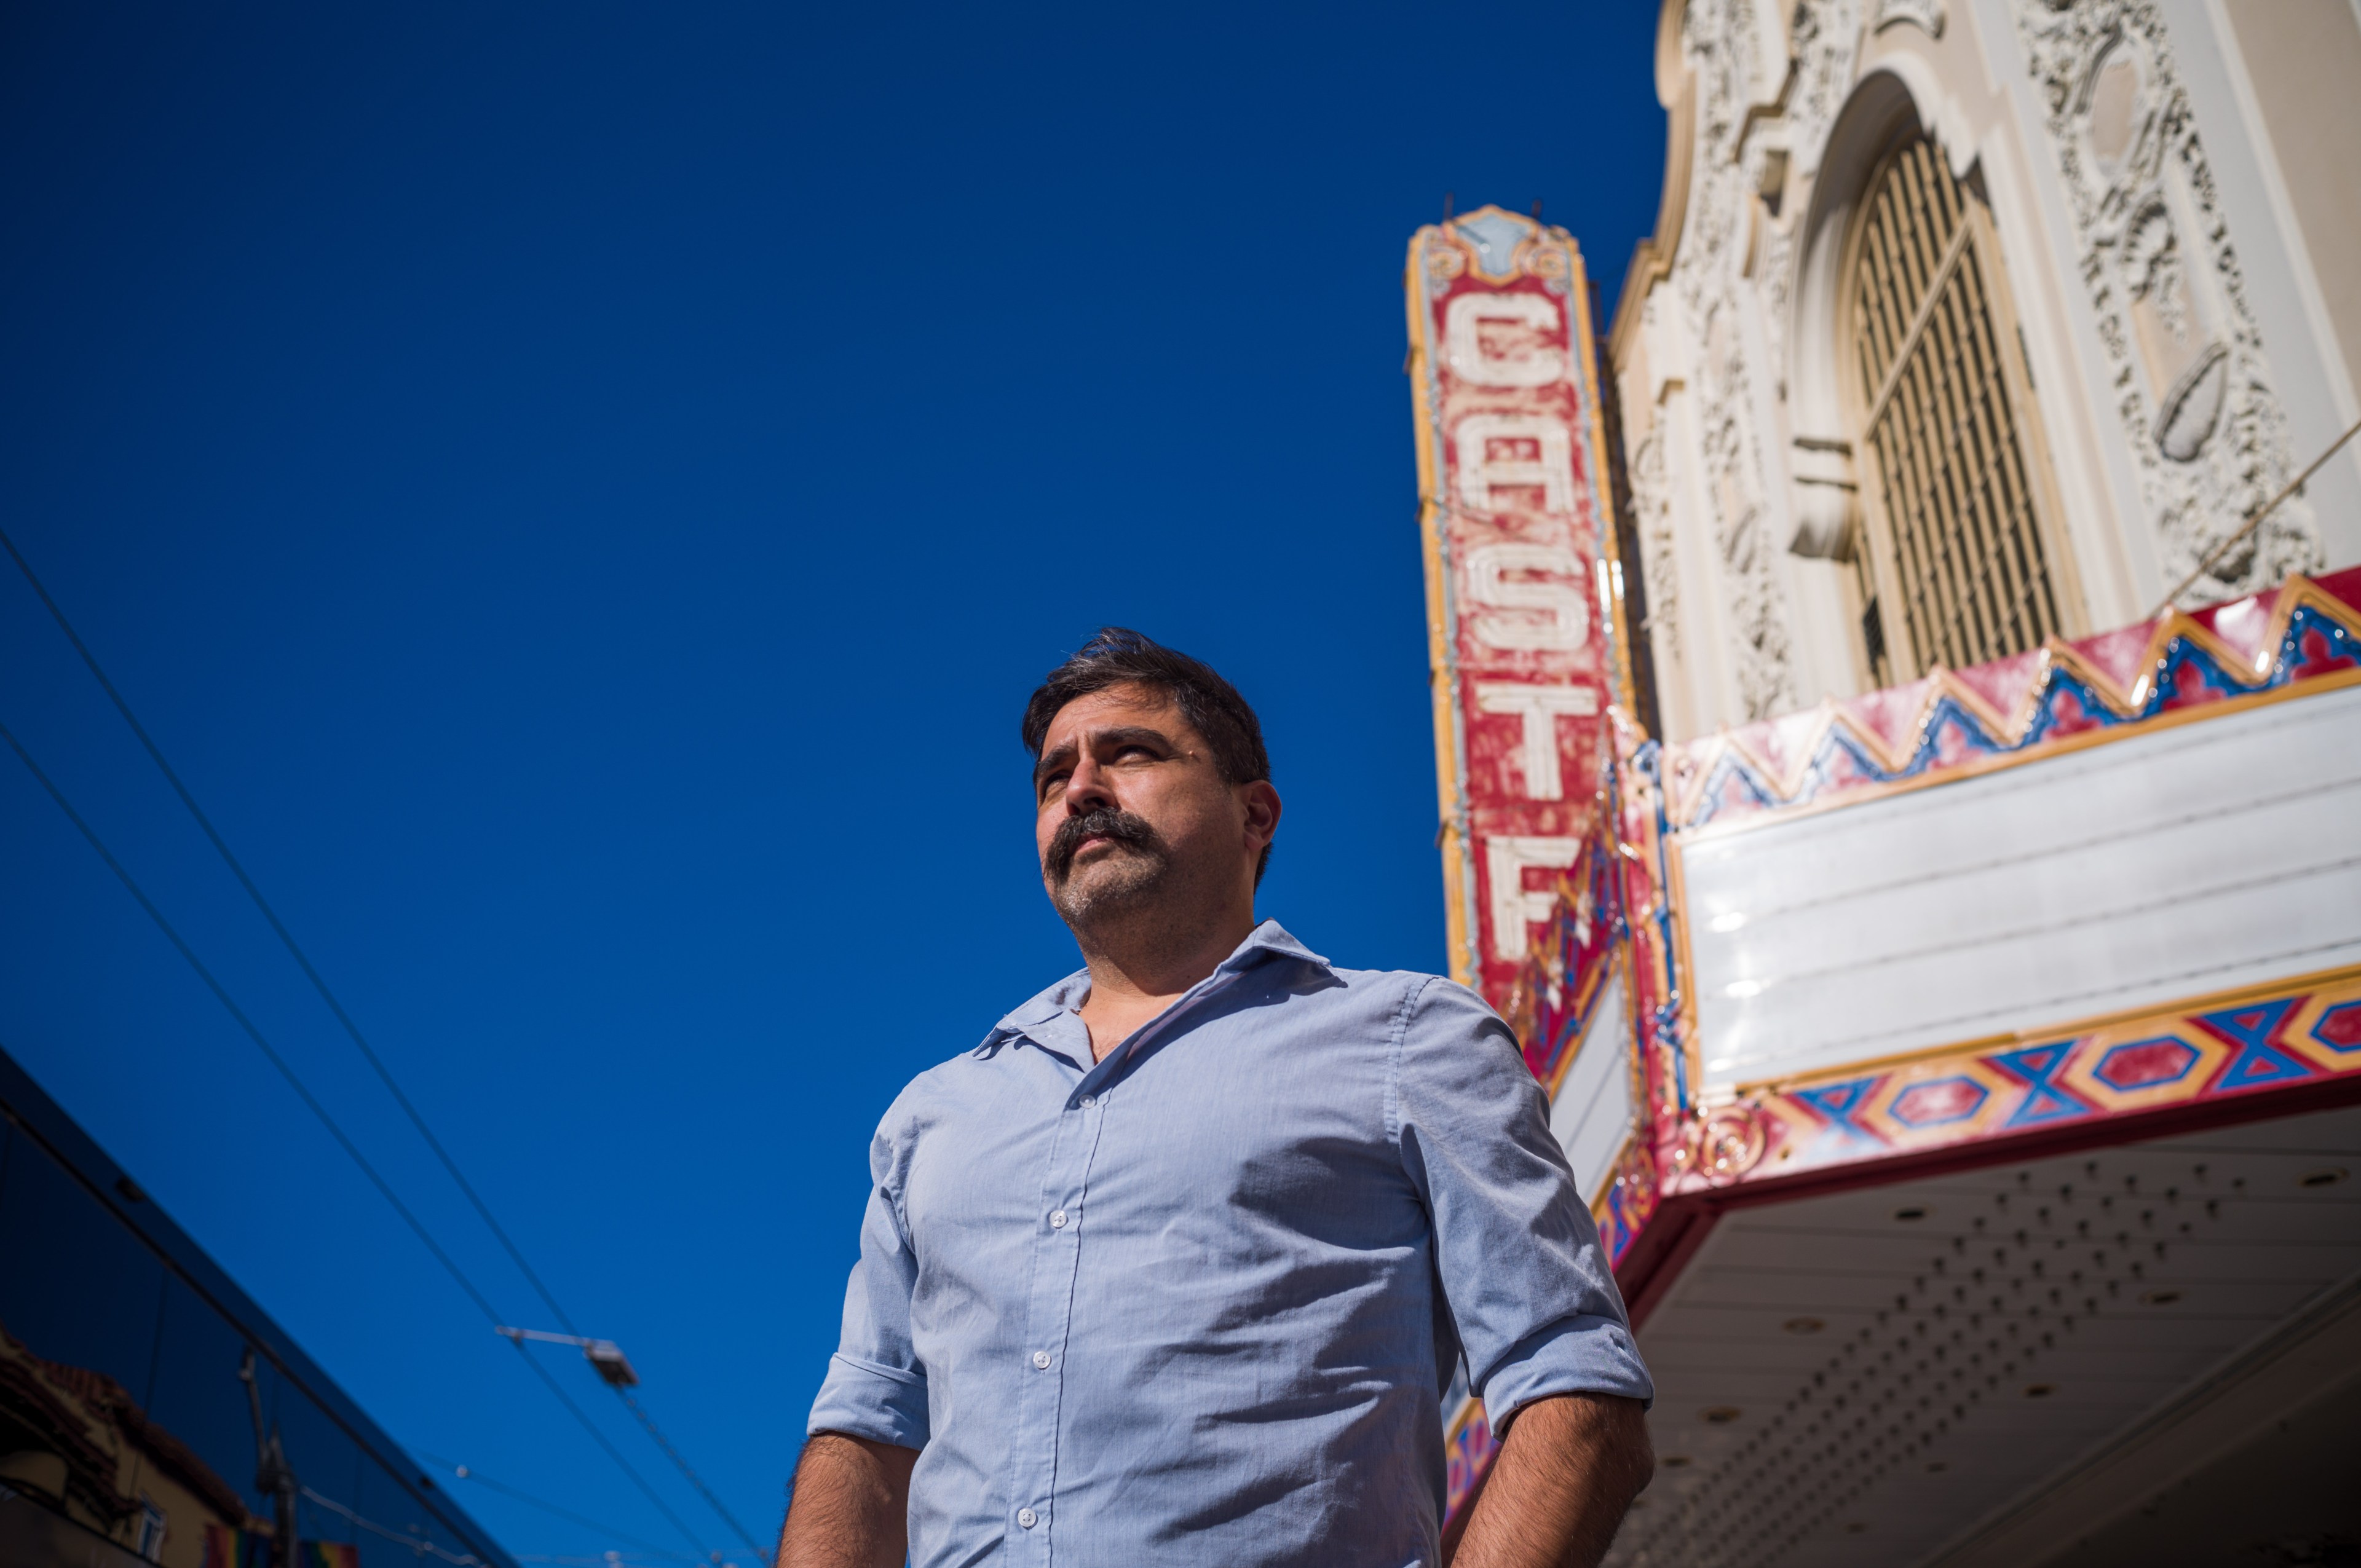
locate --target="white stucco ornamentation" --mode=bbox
[1656,0,1813,719]
[2012,0,2318,599]
[1643,0,1867,722]
[1787,0,1868,188]
[1761,0,1865,562]
[1873,0,1945,37]
[1629,412,1679,660]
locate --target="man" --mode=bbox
[781,629,1653,1568]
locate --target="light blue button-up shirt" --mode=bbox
[807,921,1651,1567]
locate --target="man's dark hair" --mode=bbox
[1022,628,1273,885]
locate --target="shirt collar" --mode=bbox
[1226,918,1328,972]
[981,919,1328,1054]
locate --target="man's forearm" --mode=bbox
[777,1433,918,1568]
[1447,1393,1653,1568]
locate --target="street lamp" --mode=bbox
[495,1326,639,1387]
[238,1350,299,1568]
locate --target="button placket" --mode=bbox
[1007,1076,1106,1562]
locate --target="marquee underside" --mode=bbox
[1609,1102,2361,1567]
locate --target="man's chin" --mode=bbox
[1048,858,1168,924]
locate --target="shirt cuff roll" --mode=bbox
[806,1352,930,1448]
[1477,1312,1656,1427]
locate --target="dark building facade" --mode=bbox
[0,1045,514,1568]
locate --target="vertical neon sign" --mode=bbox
[1405,207,1630,1009]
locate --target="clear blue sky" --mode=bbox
[0,3,1664,1559]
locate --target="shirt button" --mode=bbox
[1032,1350,1051,1370]
[1050,1210,1069,1229]
[1079,1095,1095,1108]
[1017,1508,1038,1529]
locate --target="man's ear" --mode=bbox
[1240,779,1282,853]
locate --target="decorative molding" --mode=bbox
[1733,966,2361,1184]
[1750,0,1854,447]
[1610,67,1698,369]
[1650,0,1813,720]
[1574,943,2361,1291]
[1786,436,1859,557]
[1874,0,1947,36]
[1639,0,1870,723]
[2011,0,2319,601]
[1630,408,1680,663]
[1661,564,2361,830]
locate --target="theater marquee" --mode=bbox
[1404,207,1631,1007]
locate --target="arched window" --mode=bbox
[1843,136,2070,683]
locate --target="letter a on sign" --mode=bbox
[1404,207,1634,1008]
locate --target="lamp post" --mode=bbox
[237,1350,299,1568]
[493,1326,639,1387]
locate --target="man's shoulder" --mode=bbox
[858,1042,1021,1158]
[881,983,1082,1102]
[1316,963,1469,992]
[1290,964,1524,1080]
[891,1030,1030,1099]
[1241,959,1515,1057]
[1295,961,1496,1018]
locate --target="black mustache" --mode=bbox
[1046,809,1161,881]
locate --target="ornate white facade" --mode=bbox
[1614,0,2361,741]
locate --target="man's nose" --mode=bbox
[1064,749,1116,814]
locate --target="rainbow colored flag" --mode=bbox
[200,1526,266,1568]
[201,1528,360,1568]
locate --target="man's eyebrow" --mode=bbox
[1032,726,1182,790]
[1033,741,1077,792]
[1093,725,1179,752]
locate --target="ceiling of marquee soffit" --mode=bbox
[1982,1367,2361,1567]
[1605,1102,2361,1568]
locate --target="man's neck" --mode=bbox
[1070,905,1257,1062]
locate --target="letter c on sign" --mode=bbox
[1443,294,1565,387]
[1464,544,1590,651]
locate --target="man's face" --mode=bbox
[1032,682,1268,928]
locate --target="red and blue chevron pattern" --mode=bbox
[1661,567,2361,830]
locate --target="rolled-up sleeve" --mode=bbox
[805,1105,930,1448]
[1393,976,1655,1426]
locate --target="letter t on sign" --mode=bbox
[1474,682,1600,801]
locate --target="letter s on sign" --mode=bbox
[1463,544,1589,651]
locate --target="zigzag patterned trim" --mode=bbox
[1663,567,2361,830]
[1701,966,2361,1188]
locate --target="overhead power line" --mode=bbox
[0,522,579,1331]
[0,715,504,1323]
[0,713,715,1562]
[0,523,765,1562]
[300,1487,489,1568]
[409,1449,695,1561]
[614,1392,765,1559]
